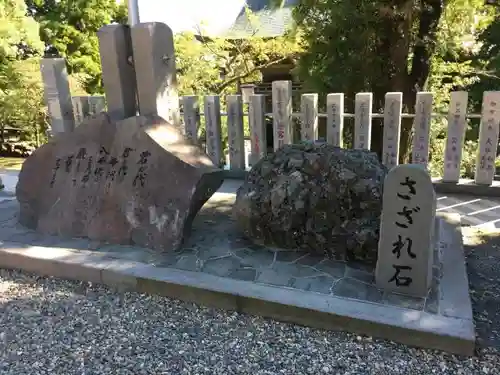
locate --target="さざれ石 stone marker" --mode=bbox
[375,164,436,298]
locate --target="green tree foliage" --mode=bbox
[174,8,303,158]
[467,8,500,109]
[0,0,46,151]
[0,0,43,61]
[293,0,490,166]
[0,60,48,148]
[175,28,302,96]
[25,0,127,94]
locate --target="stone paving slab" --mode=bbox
[0,194,475,355]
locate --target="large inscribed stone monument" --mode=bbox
[16,113,224,252]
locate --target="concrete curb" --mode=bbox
[0,215,475,356]
[437,213,474,322]
[433,179,500,197]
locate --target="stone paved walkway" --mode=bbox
[0,177,479,354]
[0,181,441,316]
[0,170,497,355]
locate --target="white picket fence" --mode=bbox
[38,23,499,193]
[71,83,500,187]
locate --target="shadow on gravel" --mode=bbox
[463,228,500,352]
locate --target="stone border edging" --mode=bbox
[433,179,500,197]
[0,214,475,356]
[438,213,474,322]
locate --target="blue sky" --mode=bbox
[137,0,247,35]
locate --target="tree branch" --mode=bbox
[194,25,231,63]
[215,56,290,93]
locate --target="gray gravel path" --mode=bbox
[463,228,500,352]
[0,269,499,375]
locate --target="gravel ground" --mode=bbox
[463,227,500,352]
[0,267,499,375]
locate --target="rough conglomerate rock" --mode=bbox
[232,143,388,264]
[16,113,224,252]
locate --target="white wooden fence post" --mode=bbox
[443,92,468,183]
[88,96,106,115]
[272,81,292,150]
[354,93,373,149]
[301,93,318,142]
[227,95,245,170]
[326,93,344,147]
[412,92,433,166]
[475,91,500,185]
[382,92,403,169]
[204,95,223,167]
[182,95,200,142]
[249,94,267,165]
[71,96,89,126]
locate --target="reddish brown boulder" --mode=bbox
[16,113,224,251]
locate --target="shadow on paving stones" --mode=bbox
[182,200,243,247]
[463,227,500,352]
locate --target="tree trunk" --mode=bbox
[399,0,443,163]
[371,0,413,158]
[372,0,442,163]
